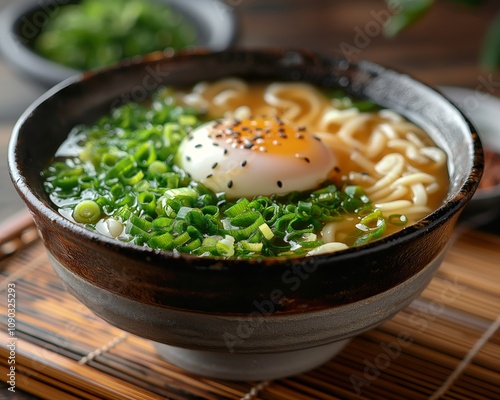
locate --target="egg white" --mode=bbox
[177,120,337,198]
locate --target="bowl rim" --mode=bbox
[8,48,484,268]
[0,0,239,87]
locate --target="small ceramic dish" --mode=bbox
[8,49,483,380]
[438,86,500,221]
[0,0,238,87]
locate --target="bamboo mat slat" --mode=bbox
[0,214,499,399]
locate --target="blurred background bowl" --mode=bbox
[0,0,238,88]
[438,85,500,222]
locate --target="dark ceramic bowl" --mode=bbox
[8,49,483,380]
[0,0,238,87]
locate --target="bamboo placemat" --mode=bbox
[0,211,499,400]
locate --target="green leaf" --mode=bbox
[480,15,500,71]
[384,0,434,37]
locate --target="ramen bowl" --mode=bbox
[8,49,483,381]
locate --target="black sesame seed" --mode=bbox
[186,172,192,178]
[334,166,341,173]
[228,180,233,188]
[297,126,306,131]
[224,149,228,155]
[212,142,219,147]
[313,135,321,141]
[187,135,194,141]
[241,126,250,131]
[206,174,213,179]
[279,133,288,139]
[212,162,218,169]
[295,154,310,163]
[277,180,283,188]
[195,144,202,148]
[295,133,304,139]
[241,160,247,167]
[243,141,253,149]
[215,134,223,139]
[186,156,191,161]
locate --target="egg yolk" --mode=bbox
[177,116,337,198]
[213,116,317,156]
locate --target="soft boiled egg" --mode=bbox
[177,116,337,198]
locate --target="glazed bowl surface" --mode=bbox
[8,49,482,379]
[0,0,238,87]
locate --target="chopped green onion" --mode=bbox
[105,156,134,179]
[353,210,386,246]
[216,235,235,257]
[73,200,101,224]
[298,240,324,249]
[121,169,144,185]
[110,183,125,198]
[259,223,274,240]
[148,232,175,250]
[148,160,168,174]
[179,238,202,253]
[53,175,80,190]
[230,211,261,228]
[224,198,250,218]
[138,192,156,215]
[135,141,157,167]
[241,241,263,253]
[223,215,265,241]
[129,214,152,231]
[388,214,409,226]
[173,231,191,247]
[152,217,174,230]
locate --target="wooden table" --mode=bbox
[0,208,499,400]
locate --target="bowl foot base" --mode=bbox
[152,339,350,381]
